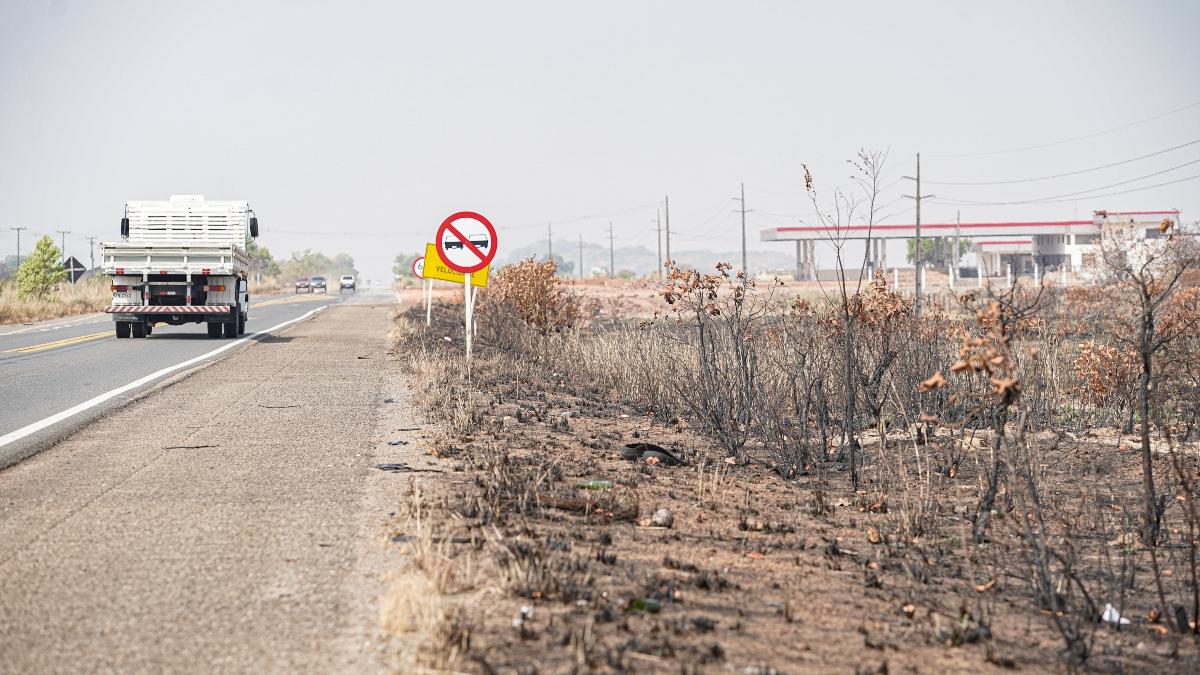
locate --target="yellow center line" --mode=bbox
[5,296,329,354]
[5,331,113,354]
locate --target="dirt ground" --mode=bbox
[384,280,1200,674]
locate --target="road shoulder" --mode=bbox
[0,301,416,673]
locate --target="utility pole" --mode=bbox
[953,211,961,288]
[10,226,27,268]
[664,195,671,263]
[85,235,98,270]
[608,222,615,279]
[578,233,583,280]
[547,222,552,262]
[734,182,748,278]
[654,209,663,279]
[56,229,71,263]
[903,153,935,314]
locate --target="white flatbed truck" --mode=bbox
[101,195,260,339]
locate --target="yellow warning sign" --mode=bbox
[423,243,490,287]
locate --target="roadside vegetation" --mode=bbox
[386,158,1200,672]
[0,236,108,324]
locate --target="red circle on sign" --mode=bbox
[435,211,499,274]
[412,256,425,279]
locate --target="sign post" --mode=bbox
[464,272,473,357]
[434,212,499,363]
[412,256,430,326]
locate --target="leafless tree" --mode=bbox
[1098,218,1200,545]
[803,150,889,488]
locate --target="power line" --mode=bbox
[875,204,915,223]
[926,100,1200,158]
[930,172,1200,207]
[511,200,661,230]
[934,156,1200,205]
[923,138,1200,186]
[680,198,737,236]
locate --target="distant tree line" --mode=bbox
[248,242,357,279]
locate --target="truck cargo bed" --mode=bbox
[100,243,251,276]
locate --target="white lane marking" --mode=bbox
[0,306,327,449]
[0,315,106,336]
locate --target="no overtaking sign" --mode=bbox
[435,212,498,275]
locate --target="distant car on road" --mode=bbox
[295,276,310,294]
[311,276,327,293]
[339,274,356,293]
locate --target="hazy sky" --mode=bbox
[2,0,1198,280]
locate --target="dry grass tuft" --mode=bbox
[379,486,483,672]
[0,277,110,324]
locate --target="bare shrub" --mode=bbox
[477,258,581,343]
[658,261,770,457]
[1073,340,1140,431]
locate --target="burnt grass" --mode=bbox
[391,300,1199,674]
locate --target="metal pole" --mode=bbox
[57,229,70,263]
[10,226,26,268]
[740,182,747,277]
[655,209,662,279]
[608,222,615,279]
[578,233,583,280]
[547,223,552,262]
[954,211,961,287]
[902,154,934,313]
[425,279,431,327]
[85,235,98,270]
[464,273,473,362]
[914,154,922,313]
[664,196,670,262]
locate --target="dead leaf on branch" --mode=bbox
[918,372,947,392]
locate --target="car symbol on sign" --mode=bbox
[444,238,490,250]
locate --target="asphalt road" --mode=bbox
[0,288,376,468]
[0,286,423,673]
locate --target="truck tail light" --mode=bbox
[112,285,129,292]
[201,268,211,275]
[115,268,125,274]
[207,285,226,292]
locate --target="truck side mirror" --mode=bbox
[121,217,130,238]
[249,217,259,238]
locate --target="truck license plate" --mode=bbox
[113,292,129,300]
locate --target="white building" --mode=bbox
[761,209,1180,281]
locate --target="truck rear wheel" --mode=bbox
[207,322,222,338]
[222,321,237,338]
[238,314,246,335]
[131,322,146,338]
[115,322,131,339]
